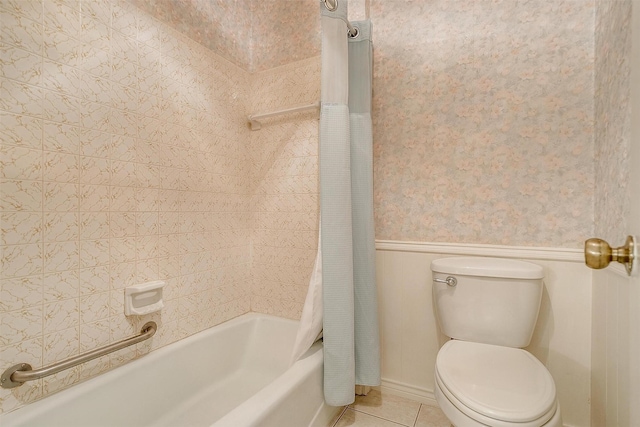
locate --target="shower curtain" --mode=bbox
[291,0,380,407]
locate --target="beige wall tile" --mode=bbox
[0,45,42,86]
[1,243,43,278]
[2,112,43,150]
[0,2,252,413]
[0,306,43,346]
[0,276,43,312]
[1,212,42,245]
[43,270,78,302]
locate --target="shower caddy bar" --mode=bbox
[248,102,320,130]
[1,322,157,389]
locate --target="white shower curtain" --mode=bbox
[290,0,380,407]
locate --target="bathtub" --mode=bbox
[1,313,339,427]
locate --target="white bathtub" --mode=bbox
[1,313,339,427]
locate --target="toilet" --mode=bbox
[431,257,562,427]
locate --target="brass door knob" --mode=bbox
[584,236,636,275]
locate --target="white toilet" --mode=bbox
[431,257,562,427]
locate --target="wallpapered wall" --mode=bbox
[594,0,631,245]
[128,1,597,249]
[371,0,595,248]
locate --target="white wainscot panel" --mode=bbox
[591,265,640,427]
[375,241,592,427]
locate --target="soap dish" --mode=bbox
[124,281,165,316]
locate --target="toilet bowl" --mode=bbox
[434,341,562,427]
[431,257,562,427]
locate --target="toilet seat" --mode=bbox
[436,340,557,426]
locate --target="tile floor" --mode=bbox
[328,390,451,427]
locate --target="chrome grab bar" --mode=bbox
[1,322,157,389]
[434,276,457,287]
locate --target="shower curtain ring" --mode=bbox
[348,27,359,38]
[323,0,338,12]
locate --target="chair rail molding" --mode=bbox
[375,240,584,263]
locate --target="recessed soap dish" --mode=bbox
[124,281,165,316]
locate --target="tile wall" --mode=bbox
[250,0,321,72]
[128,0,253,71]
[127,0,321,73]
[0,0,252,413]
[249,57,321,319]
[124,0,324,319]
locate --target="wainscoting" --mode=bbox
[591,265,640,426]
[375,240,593,427]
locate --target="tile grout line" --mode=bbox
[412,404,423,427]
[348,406,415,427]
[330,406,348,427]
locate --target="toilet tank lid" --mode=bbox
[431,257,544,279]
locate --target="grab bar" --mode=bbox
[1,322,157,389]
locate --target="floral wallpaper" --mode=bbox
[371,0,596,248]
[594,0,631,245]
[127,0,597,248]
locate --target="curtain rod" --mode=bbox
[248,102,320,130]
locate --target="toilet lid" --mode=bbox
[436,340,556,423]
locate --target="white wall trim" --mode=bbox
[375,240,584,262]
[606,262,630,278]
[378,378,438,406]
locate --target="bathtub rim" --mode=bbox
[0,312,307,425]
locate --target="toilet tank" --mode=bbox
[431,257,544,348]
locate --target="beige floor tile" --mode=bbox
[414,404,451,427]
[327,406,348,426]
[349,390,421,426]
[335,408,406,427]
